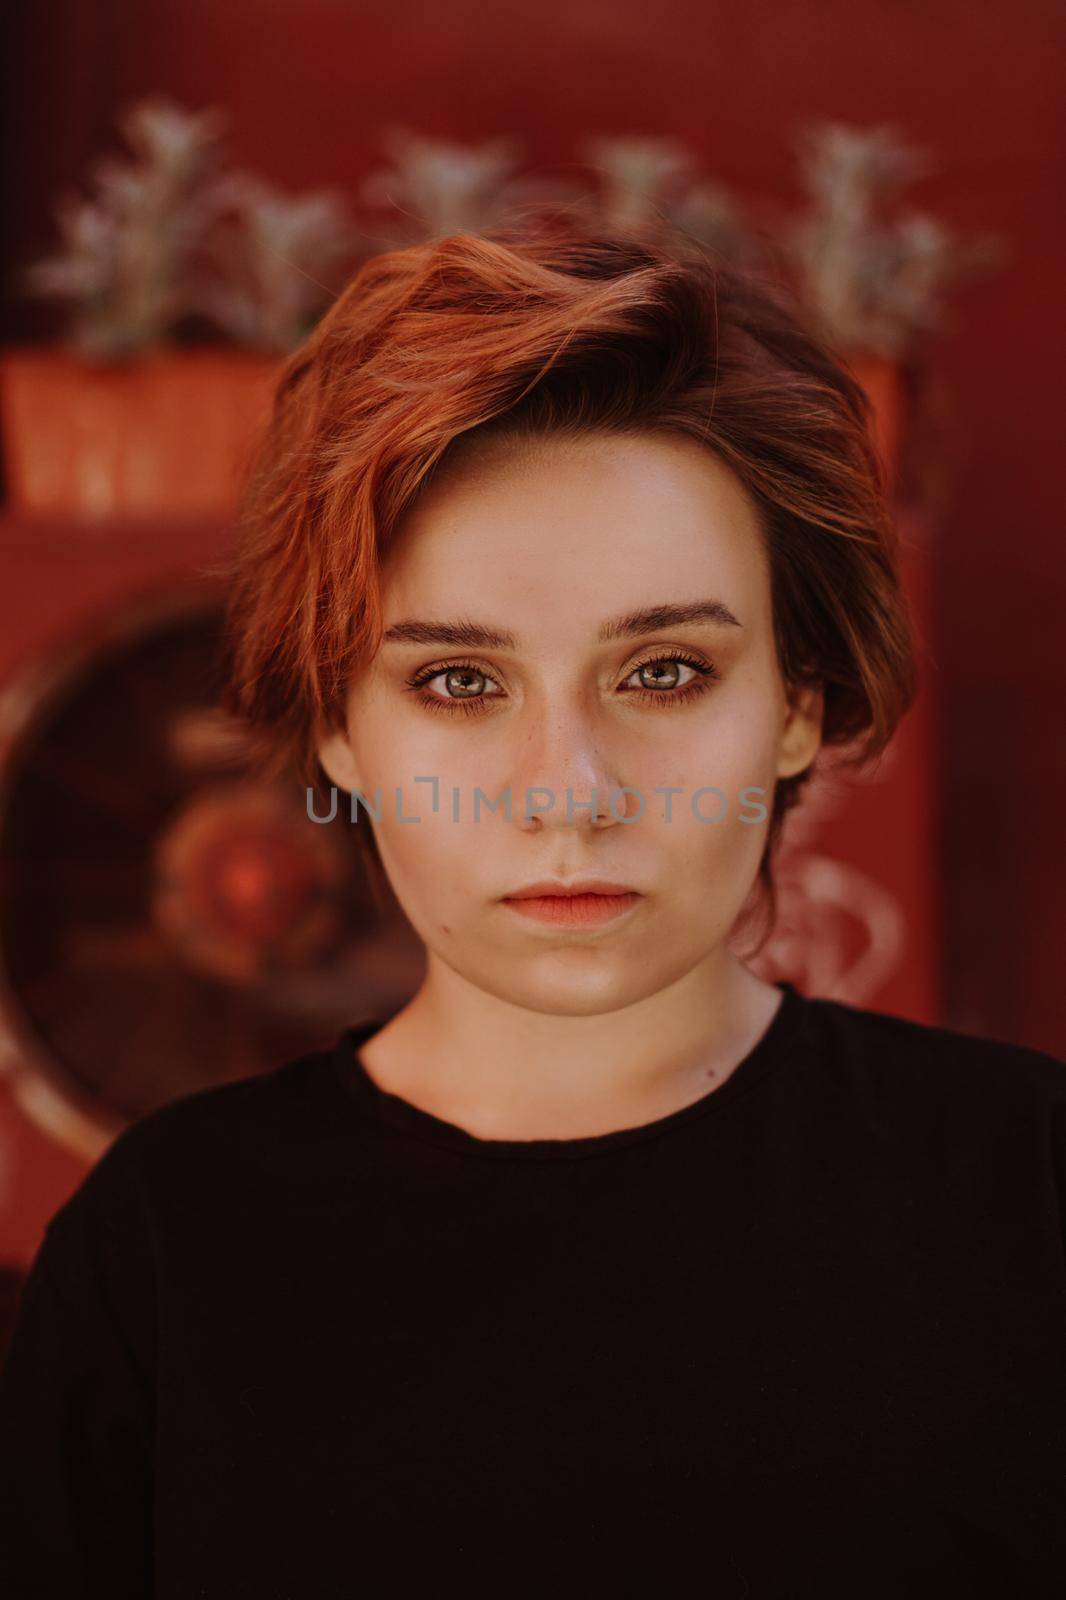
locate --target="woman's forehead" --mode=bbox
[382,431,769,619]
[416,427,757,519]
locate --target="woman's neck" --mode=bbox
[354,953,784,1141]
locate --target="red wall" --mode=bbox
[4,0,1064,1066]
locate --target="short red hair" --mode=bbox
[217,213,919,940]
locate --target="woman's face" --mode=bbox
[318,429,822,1018]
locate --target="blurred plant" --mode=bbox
[358,127,584,245]
[20,103,1007,367]
[22,96,226,358]
[785,120,1004,357]
[579,135,763,270]
[191,173,362,351]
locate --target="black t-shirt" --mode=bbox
[2,980,1066,1598]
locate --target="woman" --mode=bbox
[1,218,1064,1598]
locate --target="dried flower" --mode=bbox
[358,127,583,245]
[23,96,226,358]
[192,173,362,351]
[787,120,1005,356]
[579,135,761,268]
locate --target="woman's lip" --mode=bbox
[501,891,642,928]
[504,880,637,898]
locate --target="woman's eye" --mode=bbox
[621,654,720,706]
[408,664,506,716]
[436,667,500,700]
[626,658,696,692]
[406,653,718,717]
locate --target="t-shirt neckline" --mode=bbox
[330,980,811,1162]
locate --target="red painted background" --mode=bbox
[1,0,1063,1261]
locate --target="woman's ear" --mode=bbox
[315,720,362,794]
[776,683,824,781]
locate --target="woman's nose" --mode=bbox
[509,706,633,831]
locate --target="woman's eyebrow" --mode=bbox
[381,600,744,650]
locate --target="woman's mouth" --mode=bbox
[501,891,642,927]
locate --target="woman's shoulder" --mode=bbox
[125,1032,342,1140]
[799,986,1066,1113]
[51,1034,355,1237]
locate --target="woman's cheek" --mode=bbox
[375,806,476,902]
